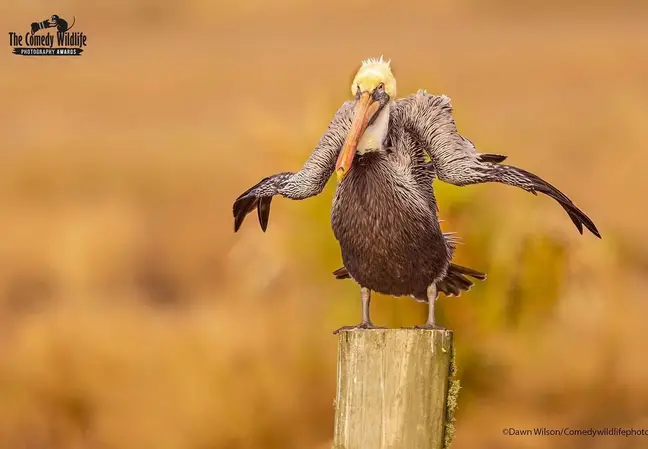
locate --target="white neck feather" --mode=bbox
[357,102,391,154]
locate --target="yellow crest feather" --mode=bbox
[351,56,397,98]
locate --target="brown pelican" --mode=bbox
[233,57,600,333]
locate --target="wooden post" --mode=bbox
[332,329,458,449]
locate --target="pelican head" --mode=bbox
[336,56,396,181]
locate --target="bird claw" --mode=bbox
[333,322,387,334]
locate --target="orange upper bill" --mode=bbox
[335,92,381,181]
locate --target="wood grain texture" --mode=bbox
[332,329,454,449]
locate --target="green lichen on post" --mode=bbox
[448,338,457,377]
[443,340,461,449]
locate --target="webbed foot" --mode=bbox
[333,321,387,334]
[412,323,447,331]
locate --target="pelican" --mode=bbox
[232,57,600,333]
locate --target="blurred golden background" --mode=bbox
[1,1,647,448]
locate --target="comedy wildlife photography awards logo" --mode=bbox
[9,14,87,56]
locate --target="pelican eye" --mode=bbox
[373,83,386,100]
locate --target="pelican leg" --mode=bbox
[414,283,447,330]
[333,287,386,334]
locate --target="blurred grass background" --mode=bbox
[1,1,647,448]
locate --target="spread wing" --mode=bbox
[233,101,354,232]
[393,91,600,238]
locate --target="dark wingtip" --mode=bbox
[572,215,584,234]
[257,197,272,232]
[508,165,601,240]
[234,210,245,232]
[579,212,601,238]
[589,223,602,239]
[478,153,508,164]
[576,217,601,238]
[232,195,258,233]
[564,204,601,238]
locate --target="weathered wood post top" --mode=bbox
[333,329,458,449]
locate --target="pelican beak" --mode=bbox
[336,91,381,181]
